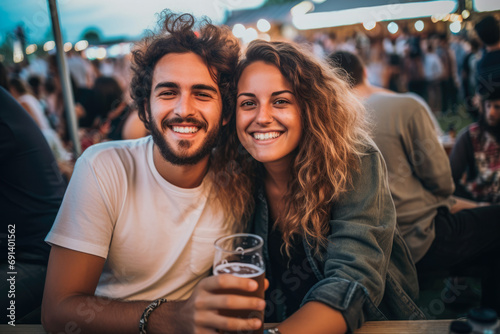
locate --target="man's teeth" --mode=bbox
[253,132,282,140]
[172,126,199,134]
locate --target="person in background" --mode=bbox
[9,77,51,131]
[78,76,132,151]
[332,50,500,314]
[366,42,388,88]
[474,15,500,102]
[67,49,92,89]
[403,37,427,100]
[9,77,71,163]
[27,75,46,105]
[424,42,444,114]
[121,109,149,140]
[450,86,500,204]
[461,38,482,120]
[215,40,425,334]
[42,12,266,334]
[0,86,67,323]
[433,34,459,114]
[93,76,130,141]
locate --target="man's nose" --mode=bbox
[174,95,195,118]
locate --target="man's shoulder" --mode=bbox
[479,49,500,63]
[79,137,151,169]
[368,92,427,113]
[477,49,500,72]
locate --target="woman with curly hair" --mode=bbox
[213,40,425,333]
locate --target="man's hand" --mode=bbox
[165,275,265,334]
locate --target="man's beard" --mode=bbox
[149,112,222,166]
[480,112,500,143]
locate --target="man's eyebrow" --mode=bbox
[192,84,218,93]
[154,82,178,91]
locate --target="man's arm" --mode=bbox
[42,245,265,334]
[406,102,455,197]
[42,245,150,333]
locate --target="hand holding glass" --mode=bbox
[213,233,265,334]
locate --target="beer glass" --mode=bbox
[213,233,265,334]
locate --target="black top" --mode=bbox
[476,49,500,99]
[0,87,66,264]
[266,219,318,322]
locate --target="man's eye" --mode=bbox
[159,91,175,96]
[197,92,212,98]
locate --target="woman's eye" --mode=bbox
[240,101,255,107]
[274,99,289,105]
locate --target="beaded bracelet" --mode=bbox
[139,298,169,334]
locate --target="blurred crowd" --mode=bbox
[0,51,147,179]
[305,28,484,120]
[0,19,495,181]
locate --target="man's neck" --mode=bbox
[153,145,209,189]
[353,79,393,100]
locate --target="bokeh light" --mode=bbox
[388,22,399,34]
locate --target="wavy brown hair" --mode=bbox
[213,40,371,255]
[130,11,244,228]
[130,11,240,131]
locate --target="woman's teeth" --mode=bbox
[253,132,282,140]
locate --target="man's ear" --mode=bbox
[144,101,150,123]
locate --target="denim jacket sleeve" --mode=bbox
[301,145,399,331]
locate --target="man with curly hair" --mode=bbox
[42,12,265,334]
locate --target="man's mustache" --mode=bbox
[162,117,208,131]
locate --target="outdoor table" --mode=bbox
[0,320,454,333]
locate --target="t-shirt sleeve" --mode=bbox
[405,103,455,197]
[45,151,120,258]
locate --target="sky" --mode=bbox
[0,0,266,45]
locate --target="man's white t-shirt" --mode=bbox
[46,136,229,301]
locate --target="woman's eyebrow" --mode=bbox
[271,90,294,96]
[237,92,256,99]
[237,90,294,99]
